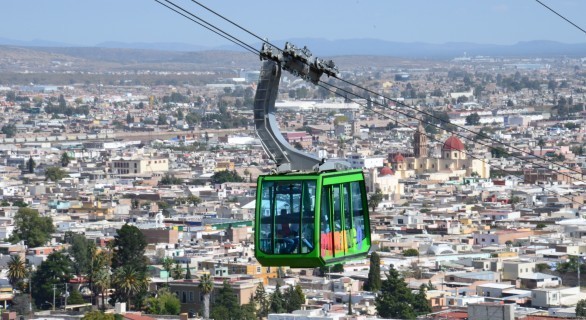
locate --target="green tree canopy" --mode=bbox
[67,288,86,305]
[145,288,181,315]
[1,123,16,138]
[364,252,381,292]
[577,299,586,317]
[211,170,244,184]
[31,251,73,308]
[112,224,148,272]
[10,207,55,248]
[375,264,431,319]
[26,156,35,173]
[67,232,96,277]
[402,248,420,257]
[45,166,68,181]
[7,255,27,291]
[253,282,269,318]
[269,283,286,314]
[82,311,115,320]
[368,189,383,212]
[61,152,71,167]
[211,280,240,320]
[283,284,305,313]
[465,112,481,125]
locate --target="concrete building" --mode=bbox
[502,260,536,281]
[110,156,169,175]
[531,287,581,308]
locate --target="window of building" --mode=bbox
[454,152,457,158]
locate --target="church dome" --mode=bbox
[442,135,465,151]
[380,166,394,176]
[393,153,405,162]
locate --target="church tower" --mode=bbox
[413,121,427,158]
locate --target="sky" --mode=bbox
[2,0,586,48]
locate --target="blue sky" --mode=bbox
[2,0,586,47]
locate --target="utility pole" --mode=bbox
[64,283,69,310]
[52,284,56,311]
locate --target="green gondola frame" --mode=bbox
[254,169,371,267]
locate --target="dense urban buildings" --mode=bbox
[0,45,585,319]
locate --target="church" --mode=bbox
[390,122,490,181]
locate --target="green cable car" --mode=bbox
[254,170,371,267]
[252,45,372,267]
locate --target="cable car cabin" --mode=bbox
[255,169,371,268]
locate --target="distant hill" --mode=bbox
[1,36,585,58]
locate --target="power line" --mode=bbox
[154,0,585,198]
[330,75,582,179]
[317,81,584,207]
[154,0,259,55]
[160,0,584,183]
[534,0,586,36]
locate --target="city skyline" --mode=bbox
[2,0,586,51]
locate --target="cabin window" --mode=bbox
[258,180,316,255]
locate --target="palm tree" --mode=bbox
[198,273,213,319]
[89,250,111,307]
[161,257,173,285]
[93,267,111,310]
[7,255,26,290]
[113,266,148,309]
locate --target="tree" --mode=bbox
[375,265,417,319]
[145,288,180,315]
[368,189,383,212]
[111,224,147,272]
[68,232,96,277]
[161,257,173,283]
[82,311,115,320]
[1,123,16,138]
[211,280,239,320]
[577,299,586,317]
[172,262,183,279]
[491,146,509,158]
[68,289,86,305]
[413,284,432,315]
[159,174,182,185]
[31,251,73,308]
[364,252,381,292]
[465,112,480,125]
[253,282,269,318]
[403,249,420,257]
[331,264,345,273]
[61,152,71,167]
[26,156,35,173]
[93,265,111,310]
[283,284,305,313]
[198,273,213,319]
[112,265,149,309]
[157,114,167,125]
[184,263,192,280]
[211,170,244,184]
[10,207,55,248]
[45,166,68,181]
[269,283,286,314]
[536,223,547,229]
[7,255,27,291]
[12,200,28,208]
